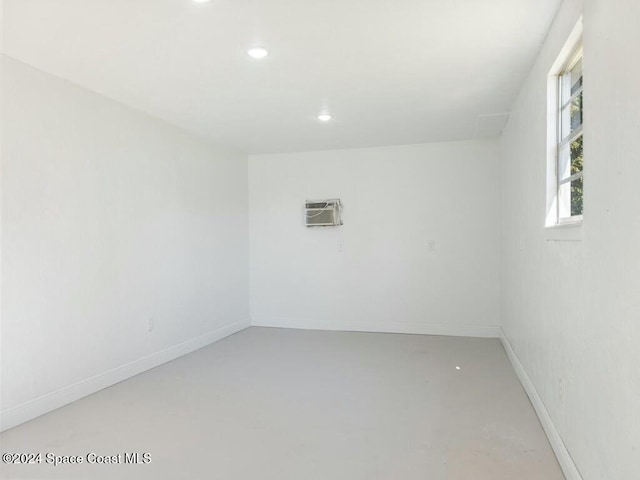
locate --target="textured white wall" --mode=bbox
[0,57,249,419]
[249,141,500,337]
[500,0,640,478]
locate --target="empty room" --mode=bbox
[0,0,638,479]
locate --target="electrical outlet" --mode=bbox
[427,239,436,252]
[337,241,344,252]
[147,318,154,332]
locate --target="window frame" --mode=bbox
[555,47,584,225]
[545,17,584,240]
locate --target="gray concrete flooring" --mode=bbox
[0,327,564,479]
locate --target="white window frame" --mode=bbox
[556,48,583,224]
[545,18,583,240]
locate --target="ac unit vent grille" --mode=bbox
[305,198,343,227]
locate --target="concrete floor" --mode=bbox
[0,327,564,479]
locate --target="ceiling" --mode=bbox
[2,0,561,154]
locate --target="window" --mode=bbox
[546,18,583,236]
[556,49,584,223]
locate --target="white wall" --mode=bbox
[499,0,640,478]
[249,141,500,337]
[0,56,250,430]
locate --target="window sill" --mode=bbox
[545,222,583,241]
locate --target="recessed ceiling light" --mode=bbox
[318,113,332,122]
[193,0,210,3]
[247,47,269,59]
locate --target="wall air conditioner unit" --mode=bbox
[305,199,343,227]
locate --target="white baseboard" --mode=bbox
[499,328,583,480]
[252,317,500,338]
[0,319,250,432]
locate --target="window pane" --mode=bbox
[561,91,583,140]
[570,91,583,131]
[571,176,584,216]
[558,175,584,219]
[571,134,583,175]
[570,59,582,94]
[560,55,583,141]
[571,75,583,95]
